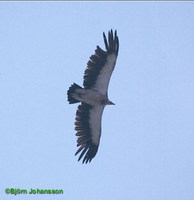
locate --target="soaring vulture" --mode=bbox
[67,30,119,163]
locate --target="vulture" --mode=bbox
[67,30,119,163]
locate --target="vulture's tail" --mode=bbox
[67,83,82,104]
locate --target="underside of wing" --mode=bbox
[75,103,104,164]
[83,30,119,95]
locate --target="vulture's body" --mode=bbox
[67,30,119,163]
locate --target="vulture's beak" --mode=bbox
[108,101,115,105]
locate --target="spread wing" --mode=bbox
[75,103,105,163]
[83,30,119,95]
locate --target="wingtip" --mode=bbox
[115,30,117,37]
[102,29,119,54]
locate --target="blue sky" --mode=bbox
[0,2,194,200]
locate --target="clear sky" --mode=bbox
[0,2,194,200]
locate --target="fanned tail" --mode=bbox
[67,83,82,104]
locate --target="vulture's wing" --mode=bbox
[83,30,119,95]
[75,103,105,163]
